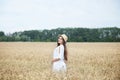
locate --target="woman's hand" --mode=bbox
[51,60,54,64]
[51,58,60,64]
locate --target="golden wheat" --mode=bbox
[0,42,120,80]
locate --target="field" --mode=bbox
[0,42,120,80]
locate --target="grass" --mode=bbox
[0,42,120,80]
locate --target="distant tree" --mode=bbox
[0,27,120,42]
[0,31,5,37]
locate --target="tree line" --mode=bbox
[0,27,120,42]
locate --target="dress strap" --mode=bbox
[59,47,60,54]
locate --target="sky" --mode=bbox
[0,0,120,33]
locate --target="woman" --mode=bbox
[52,34,68,72]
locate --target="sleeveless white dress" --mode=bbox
[52,45,66,72]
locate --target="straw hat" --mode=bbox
[60,34,68,42]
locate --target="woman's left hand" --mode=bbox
[51,60,54,64]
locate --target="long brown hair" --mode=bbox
[57,36,68,61]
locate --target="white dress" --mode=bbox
[52,45,66,72]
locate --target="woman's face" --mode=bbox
[58,36,63,44]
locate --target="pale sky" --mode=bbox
[0,0,120,33]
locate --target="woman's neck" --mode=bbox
[60,43,63,45]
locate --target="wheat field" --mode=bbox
[0,42,120,80]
